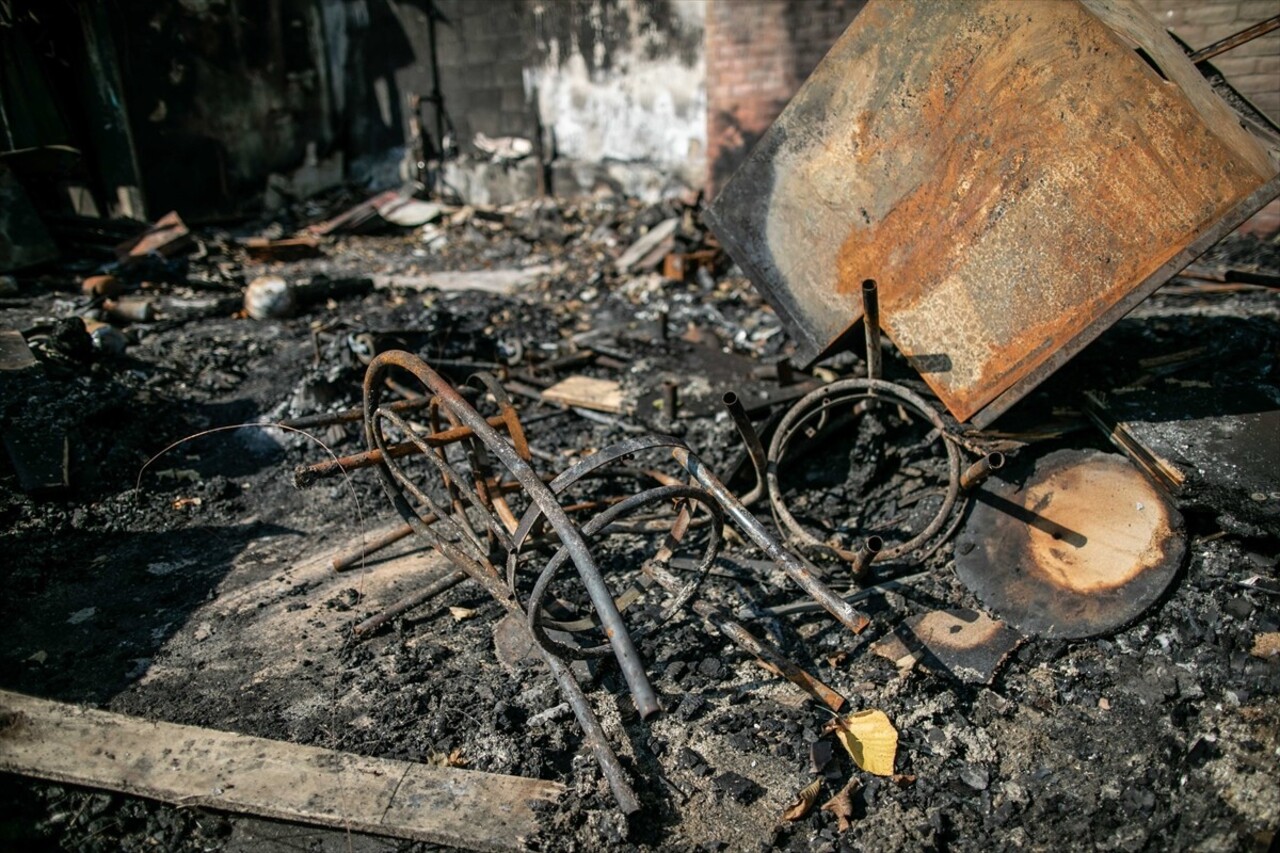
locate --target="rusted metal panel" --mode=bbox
[705,0,1280,426]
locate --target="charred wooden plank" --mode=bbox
[0,689,562,851]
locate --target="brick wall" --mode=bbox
[706,0,1279,234]
[1139,0,1280,120]
[705,0,865,194]
[1138,0,1280,236]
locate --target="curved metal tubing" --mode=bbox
[364,350,661,720]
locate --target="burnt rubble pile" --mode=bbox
[0,179,1277,851]
[3,0,1280,849]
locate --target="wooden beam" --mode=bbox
[0,690,562,851]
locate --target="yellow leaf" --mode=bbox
[449,606,477,621]
[781,778,823,822]
[832,709,897,776]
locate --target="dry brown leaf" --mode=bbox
[1250,632,1280,659]
[428,747,468,768]
[449,606,477,621]
[831,708,898,776]
[821,777,863,832]
[781,778,823,822]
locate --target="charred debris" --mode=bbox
[2,1,1280,852]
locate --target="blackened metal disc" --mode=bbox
[954,449,1184,639]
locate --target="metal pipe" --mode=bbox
[862,279,881,381]
[365,352,662,720]
[282,396,434,431]
[352,569,468,636]
[1190,14,1280,63]
[692,599,847,711]
[673,448,872,635]
[332,523,415,572]
[540,646,641,814]
[960,451,1005,491]
[293,413,511,488]
[848,535,883,579]
[333,480,530,571]
[722,390,767,506]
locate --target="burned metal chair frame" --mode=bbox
[358,350,870,813]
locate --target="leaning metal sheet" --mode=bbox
[706,0,1280,426]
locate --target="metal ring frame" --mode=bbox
[357,351,883,814]
[760,377,963,569]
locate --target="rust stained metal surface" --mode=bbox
[871,608,1023,685]
[705,0,1280,426]
[954,449,1185,639]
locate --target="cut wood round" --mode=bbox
[954,449,1184,639]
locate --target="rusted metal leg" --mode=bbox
[352,569,469,636]
[281,396,433,431]
[692,599,846,712]
[722,391,767,506]
[672,448,872,634]
[862,279,881,381]
[332,523,415,572]
[1190,14,1280,63]
[294,414,512,488]
[539,645,641,814]
[662,380,679,424]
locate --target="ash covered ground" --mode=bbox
[1,194,1278,852]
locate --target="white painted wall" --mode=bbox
[524,0,707,189]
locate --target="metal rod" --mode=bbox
[960,451,1005,491]
[1190,14,1280,63]
[294,413,511,488]
[722,390,767,506]
[692,599,847,712]
[352,569,468,636]
[540,646,641,814]
[673,448,872,634]
[637,509,845,713]
[662,380,679,423]
[366,352,662,720]
[862,279,881,381]
[333,480,529,571]
[333,523,415,571]
[282,396,434,431]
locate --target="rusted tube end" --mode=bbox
[849,535,884,579]
[960,452,1006,491]
[862,279,881,381]
[294,464,320,489]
